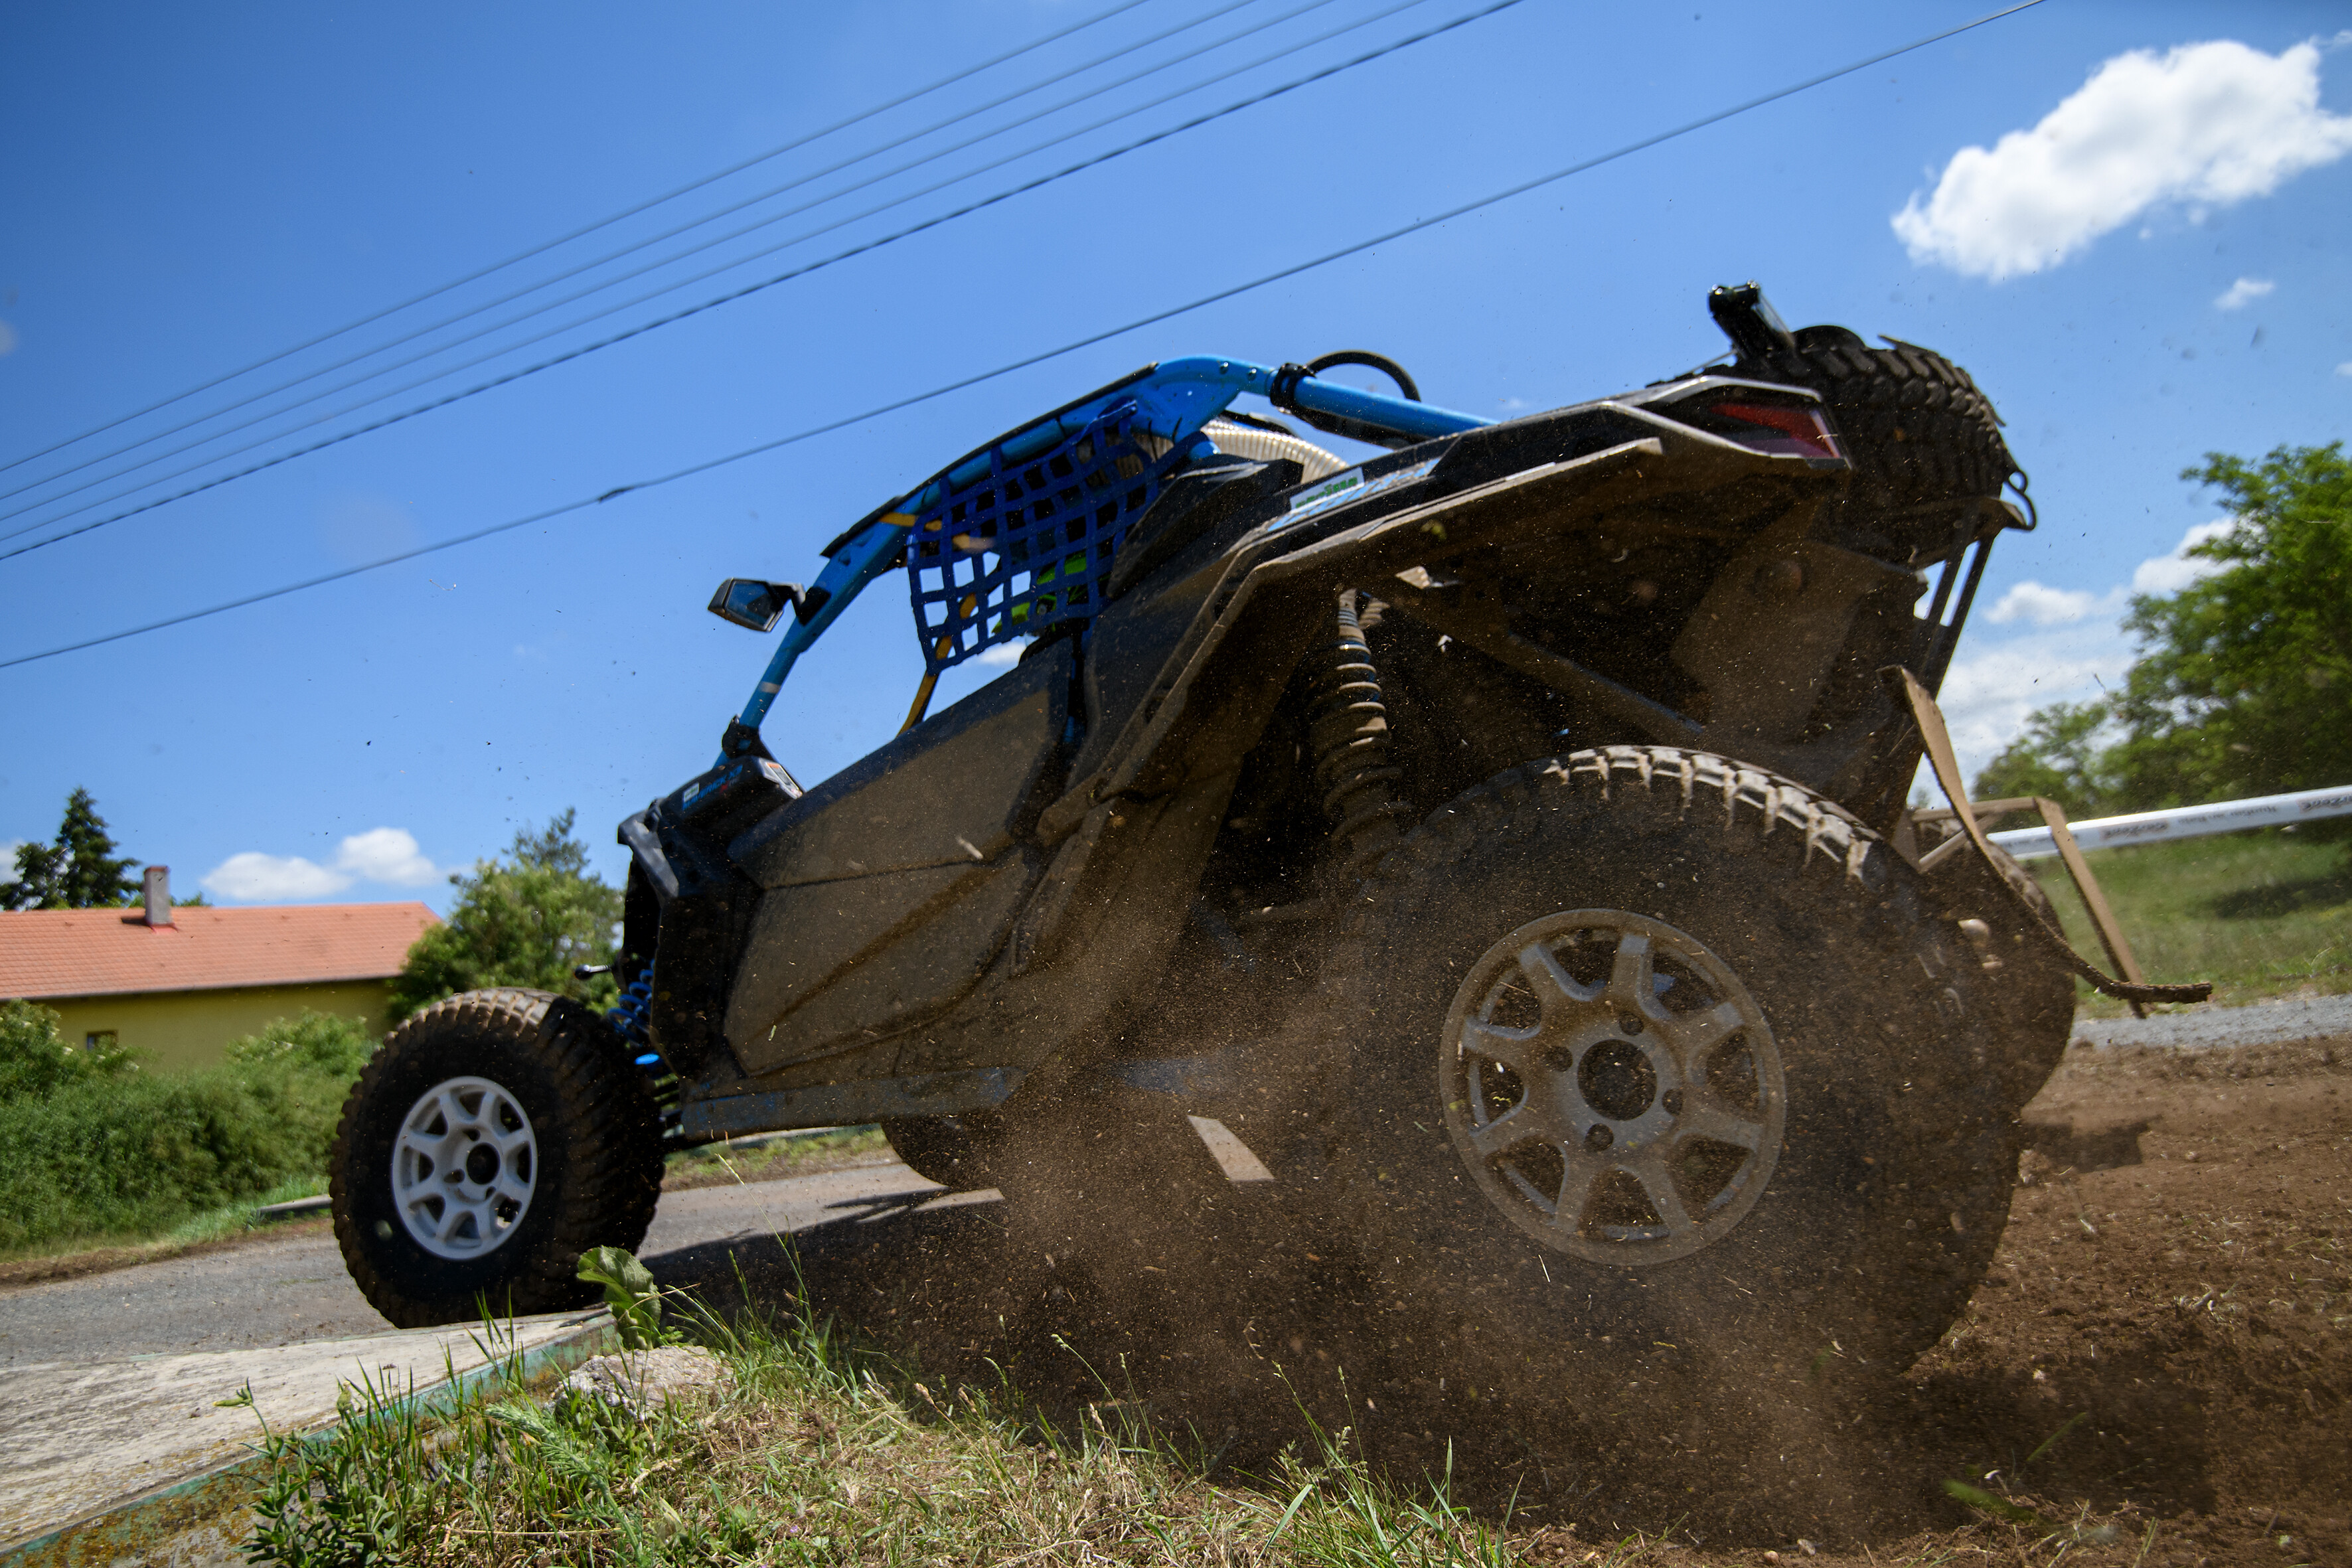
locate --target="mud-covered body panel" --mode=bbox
[717,643,1075,1075]
[729,645,1071,888]
[628,381,2007,1131]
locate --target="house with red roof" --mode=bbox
[0,868,437,1071]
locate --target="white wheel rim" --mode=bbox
[391,1075,538,1260]
[1441,909,1786,1266]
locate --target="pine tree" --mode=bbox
[56,789,139,907]
[1,841,66,911]
[1,788,141,909]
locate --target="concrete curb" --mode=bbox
[1,1311,617,1567]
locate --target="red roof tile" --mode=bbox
[0,903,439,1000]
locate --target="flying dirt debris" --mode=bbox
[327,284,2204,1462]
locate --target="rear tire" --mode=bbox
[1324,748,2015,1413]
[1738,328,2015,558]
[331,988,665,1328]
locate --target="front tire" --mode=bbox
[331,988,665,1328]
[1324,748,2015,1411]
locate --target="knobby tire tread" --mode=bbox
[1739,337,2015,552]
[331,987,665,1328]
[1315,746,2017,1380]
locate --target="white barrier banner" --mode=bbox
[1989,783,2352,860]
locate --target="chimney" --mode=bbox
[143,866,173,927]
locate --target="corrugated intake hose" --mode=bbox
[1308,589,1413,878]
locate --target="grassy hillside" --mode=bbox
[2025,826,2351,1016]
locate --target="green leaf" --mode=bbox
[577,1245,663,1349]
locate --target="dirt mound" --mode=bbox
[652,1038,2351,1564]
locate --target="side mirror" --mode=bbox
[708,578,804,633]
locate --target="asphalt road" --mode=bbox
[2,1001,2342,1371]
[0,1160,967,1368]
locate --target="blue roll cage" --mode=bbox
[723,357,1490,763]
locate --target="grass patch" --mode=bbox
[236,1270,1569,1568]
[0,1174,331,1281]
[2027,826,2352,1016]
[663,1127,893,1191]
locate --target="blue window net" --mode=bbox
[907,399,1184,674]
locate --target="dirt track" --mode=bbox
[664,1033,2351,1567]
[1892,1037,2350,1563]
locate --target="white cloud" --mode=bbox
[1946,518,2251,781]
[1892,38,2352,280]
[1,839,29,874]
[2213,276,2276,310]
[2338,362,2352,376]
[0,321,17,356]
[204,827,441,902]
[335,827,439,886]
[974,640,1030,668]
[2130,519,2236,593]
[1988,580,2097,625]
[204,852,353,902]
[1935,623,2131,781]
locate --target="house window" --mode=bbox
[85,1030,118,1052]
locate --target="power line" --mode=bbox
[0,0,1487,562]
[0,0,2045,674]
[0,0,1160,483]
[0,0,1409,544]
[0,0,1324,516]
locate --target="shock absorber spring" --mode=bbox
[607,971,655,1050]
[606,969,681,1137]
[1308,589,1411,877]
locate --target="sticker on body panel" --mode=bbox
[1276,459,1438,528]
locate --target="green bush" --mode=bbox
[0,1010,379,1253]
[224,1009,378,1079]
[0,999,137,1101]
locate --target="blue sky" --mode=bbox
[2,1,2347,909]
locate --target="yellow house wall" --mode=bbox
[42,982,391,1074]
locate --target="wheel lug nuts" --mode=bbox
[1663,1089,1684,1116]
[1618,1014,1644,1036]
[1585,1125,1614,1152]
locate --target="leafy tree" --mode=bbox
[386,811,621,1024]
[1975,443,2352,814]
[2106,443,2352,807]
[2,788,141,910]
[1972,700,2117,817]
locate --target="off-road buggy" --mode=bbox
[330,285,2196,1419]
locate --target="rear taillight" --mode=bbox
[1704,400,1842,461]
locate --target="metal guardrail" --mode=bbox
[1988,783,2352,860]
